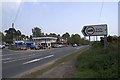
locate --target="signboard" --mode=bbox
[81,24,107,36]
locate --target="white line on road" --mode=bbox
[0,58,12,61]
[23,55,54,65]
[3,54,37,64]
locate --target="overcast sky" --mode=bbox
[2,1,118,40]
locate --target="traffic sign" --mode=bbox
[81,24,107,36]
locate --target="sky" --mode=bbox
[1,1,118,40]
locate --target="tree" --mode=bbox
[49,33,57,37]
[62,32,71,44]
[30,35,32,39]
[21,34,25,38]
[5,28,17,40]
[0,32,5,42]
[71,34,81,45]
[62,32,70,38]
[32,27,43,37]
[80,38,89,45]
[4,28,23,43]
[16,30,21,36]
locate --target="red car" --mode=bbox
[20,45,27,50]
[39,45,46,49]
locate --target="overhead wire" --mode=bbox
[97,0,104,23]
[13,1,23,24]
[96,0,104,41]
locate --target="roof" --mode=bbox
[32,37,57,40]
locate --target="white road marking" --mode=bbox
[23,55,54,65]
[3,54,37,63]
[0,58,12,61]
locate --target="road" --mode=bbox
[2,45,88,78]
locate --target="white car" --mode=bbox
[0,45,5,49]
[72,44,77,47]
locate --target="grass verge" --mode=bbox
[8,47,20,50]
[20,47,88,78]
[70,42,118,78]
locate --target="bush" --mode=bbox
[71,42,118,78]
[8,47,20,50]
[6,39,13,44]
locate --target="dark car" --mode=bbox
[38,45,46,49]
[30,45,40,50]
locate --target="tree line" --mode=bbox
[1,27,119,45]
[1,27,89,45]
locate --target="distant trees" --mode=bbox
[4,28,23,43]
[62,32,71,44]
[32,27,44,37]
[2,26,89,45]
[0,32,5,42]
[62,32,88,45]
[71,34,81,45]
[4,28,16,40]
[100,35,118,43]
[62,32,70,38]
[49,33,57,37]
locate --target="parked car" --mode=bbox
[38,45,46,49]
[16,45,21,50]
[72,44,77,47]
[52,44,59,48]
[0,44,5,49]
[5,43,9,46]
[30,45,40,50]
[9,44,14,47]
[20,45,27,50]
[58,44,64,48]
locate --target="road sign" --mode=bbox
[81,24,107,36]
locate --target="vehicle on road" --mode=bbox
[30,45,40,50]
[52,44,59,48]
[9,44,14,47]
[38,45,46,49]
[20,45,27,50]
[58,44,64,48]
[0,44,5,49]
[5,43,9,46]
[72,44,77,47]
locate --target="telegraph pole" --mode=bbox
[12,23,14,41]
[12,23,14,28]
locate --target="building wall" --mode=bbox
[50,39,56,43]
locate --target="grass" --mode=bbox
[20,47,88,78]
[71,42,118,78]
[8,47,20,50]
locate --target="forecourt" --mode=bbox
[2,45,88,78]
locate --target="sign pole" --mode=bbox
[104,35,107,50]
[89,36,91,50]
[96,36,97,41]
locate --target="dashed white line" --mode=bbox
[23,55,54,65]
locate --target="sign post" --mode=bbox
[104,35,107,49]
[89,36,91,50]
[81,24,108,50]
